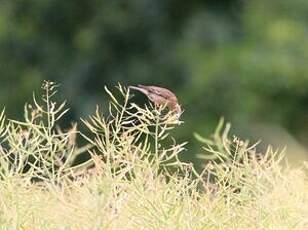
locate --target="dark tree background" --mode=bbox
[1,0,308,164]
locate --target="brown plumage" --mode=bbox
[129,85,182,115]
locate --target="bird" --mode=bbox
[129,85,182,116]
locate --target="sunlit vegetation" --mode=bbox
[0,82,307,229]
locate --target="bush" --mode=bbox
[0,82,307,229]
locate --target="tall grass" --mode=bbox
[0,81,307,229]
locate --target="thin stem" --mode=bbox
[154,114,160,176]
[45,83,52,137]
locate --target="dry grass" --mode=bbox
[0,81,307,229]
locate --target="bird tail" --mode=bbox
[129,85,149,95]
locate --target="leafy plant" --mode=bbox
[0,81,88,183]
[81,84,190,181]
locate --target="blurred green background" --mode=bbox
[1,0,307,165]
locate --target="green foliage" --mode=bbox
[0,83,306,229]
[178,0,308,138]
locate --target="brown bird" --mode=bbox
[129,85,182,115]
